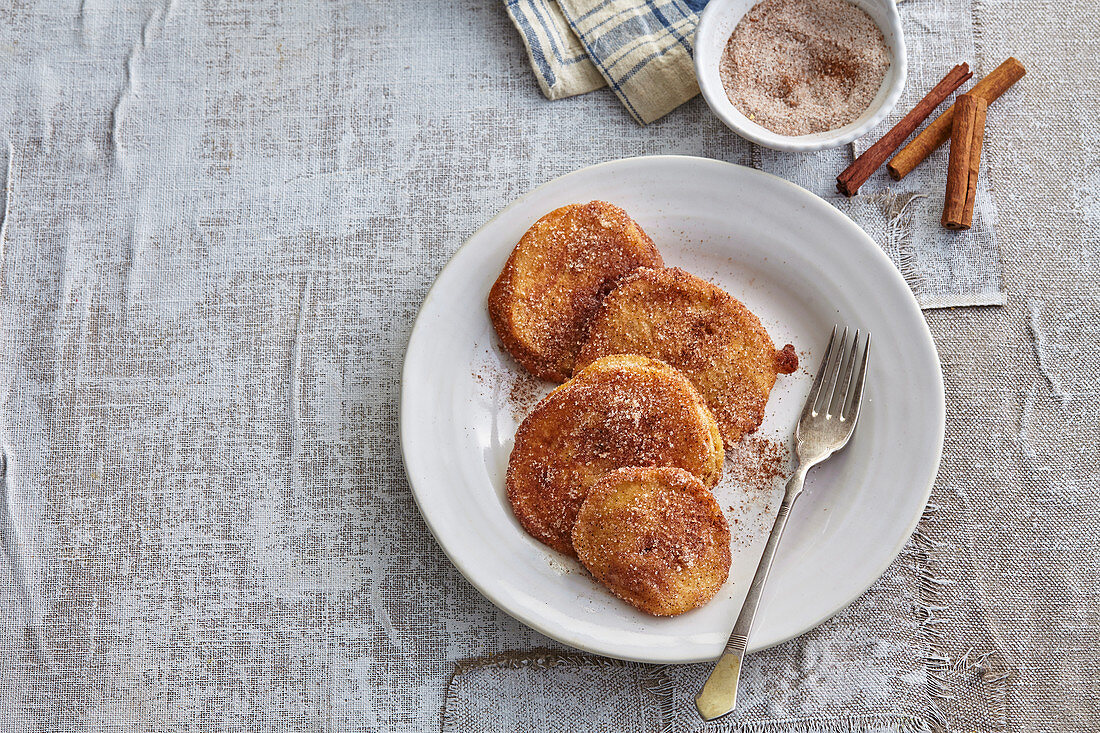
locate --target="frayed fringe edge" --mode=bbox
[877,190,927,297]
[441,649,665,732]
[695,713,935,733]
[913,502,952,732]
[915,503,1013,732]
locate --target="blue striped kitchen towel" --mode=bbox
[506,0,708,124]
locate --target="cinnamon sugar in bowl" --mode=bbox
[694,0,906,152]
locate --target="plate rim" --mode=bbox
[400,154,946,662]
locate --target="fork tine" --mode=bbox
[829,329,860,418]
[800,325,837,421]
[813,326,847,416]
[844,333,870,420]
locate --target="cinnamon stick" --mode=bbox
[837,63,972,196]
[888,57,1025,180]
[941,94,987,230]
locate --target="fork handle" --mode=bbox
[695,466,808,721]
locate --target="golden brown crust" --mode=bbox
[572,466,731,616]
[506,354,724,557]
[488,202,663,382]
[576,267,797,445]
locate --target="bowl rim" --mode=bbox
[694,0,908,152]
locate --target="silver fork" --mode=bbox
[695,325,871,722]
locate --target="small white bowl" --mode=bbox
[694,0,907,152]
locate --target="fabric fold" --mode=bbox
[505,0,608,100]
[556,0,701,124]
[507,0,702,124]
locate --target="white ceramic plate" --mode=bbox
[401,156,944,663]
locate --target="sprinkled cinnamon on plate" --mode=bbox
[508,370,546,421]
[724,436,791,494]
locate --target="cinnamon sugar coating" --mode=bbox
[572,466,731,616]
[577,267,797,445]
[506,354,724,557]
[718,0,890,136]
[488,202,663,382]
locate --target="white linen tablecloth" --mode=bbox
[0,1,1096,730]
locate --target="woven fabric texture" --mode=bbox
[0,0,1096,731]
[505,0,606,99]
[506,0,703,121]
[556,0,701,124]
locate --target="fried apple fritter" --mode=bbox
[488,202,663,382]
[576,267,797,445]
[572,466,731,616]
[506,354,724,557]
